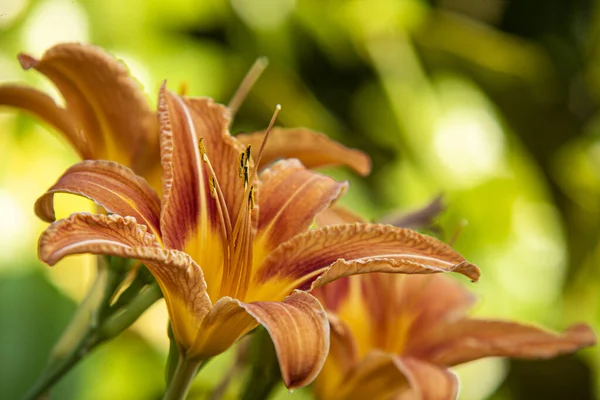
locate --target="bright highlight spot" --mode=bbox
[0,0,29,28]
[114,53,152,97]
[433,107,506,186]
[22,0,89,55]
[496,200,565,304]
[231,0,296,30]
[0,190,30,265]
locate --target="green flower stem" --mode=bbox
[23,282,161,400]
[163,356,203,400]
[48,262,110,363]
[99,283,162,339]
[23,255,162,400]
[23,327,98,400]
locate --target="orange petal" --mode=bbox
[192,292,329,389]
[236,128,371,176]
[312,313,359,400]
[416,320,596,367]
[183,96,248,224]
[324,351,408,400]
[394,357,458,400]
[158,86,211,250]
[244,292,329,389]
[34,160,161,238]
[254,224,480,299]
[0,84,86,157]
[18,43,158,171]
[256,159,348,255]
[38,213,211,349]
[358,275,475,351]
[316,274,476,357]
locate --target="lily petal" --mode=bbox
[158,87,244,250]
[0,84,85,156]
[255,159,348,255]
[17,43,157,169]
[236,128,371,176]
[327,351,408,400]
[357,275,475,350]
[244,291,329,389]
[394,357,458,400]
[312,313,359,400]
[416,320,596,367]
[158,86,211,250]
[254,224,480,299]
[34,160,161,237]
[318,274,476,356]
[159,87,247,295]
[192,292,329,389]
[38,213,212,349]
[184,97,248,222]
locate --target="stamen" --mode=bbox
[198,138,232,239]
[253,104,281,174]
[225,183,254,299]
[228,57,269,120]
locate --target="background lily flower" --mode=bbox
[36,84,480,392]
[0,43,160,183]
[312,273,596,400]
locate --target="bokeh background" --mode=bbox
[1,0,599,399]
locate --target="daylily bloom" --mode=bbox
[36,84,480,390]
[0,43,160,183]
[312,273,596,400]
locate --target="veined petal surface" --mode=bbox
[38,213,211,349]
[393,357,458,400]
[255,159,347,256]
[414,320,596,367]
[190,292,329,389]
[18,43,157,169]
[34,160,161,237]
[237,127,371,176]
[254,224,480,300]
[324,351,407,400]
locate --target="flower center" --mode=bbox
[197,104,280,300]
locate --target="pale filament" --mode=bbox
[203,104,282,300]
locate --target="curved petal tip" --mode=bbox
[454,261,480,282]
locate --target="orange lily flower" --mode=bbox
[312,273,596,400]
[36,84,480,390]
[0,43,160,183]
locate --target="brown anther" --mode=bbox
[198,138,207,162]
[245,144,251,163]
[248,186,256,210]
[239,152,246,178]
[243,166,249,189]
[209,176,217,198]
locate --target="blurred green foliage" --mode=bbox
[1,0,599,398]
